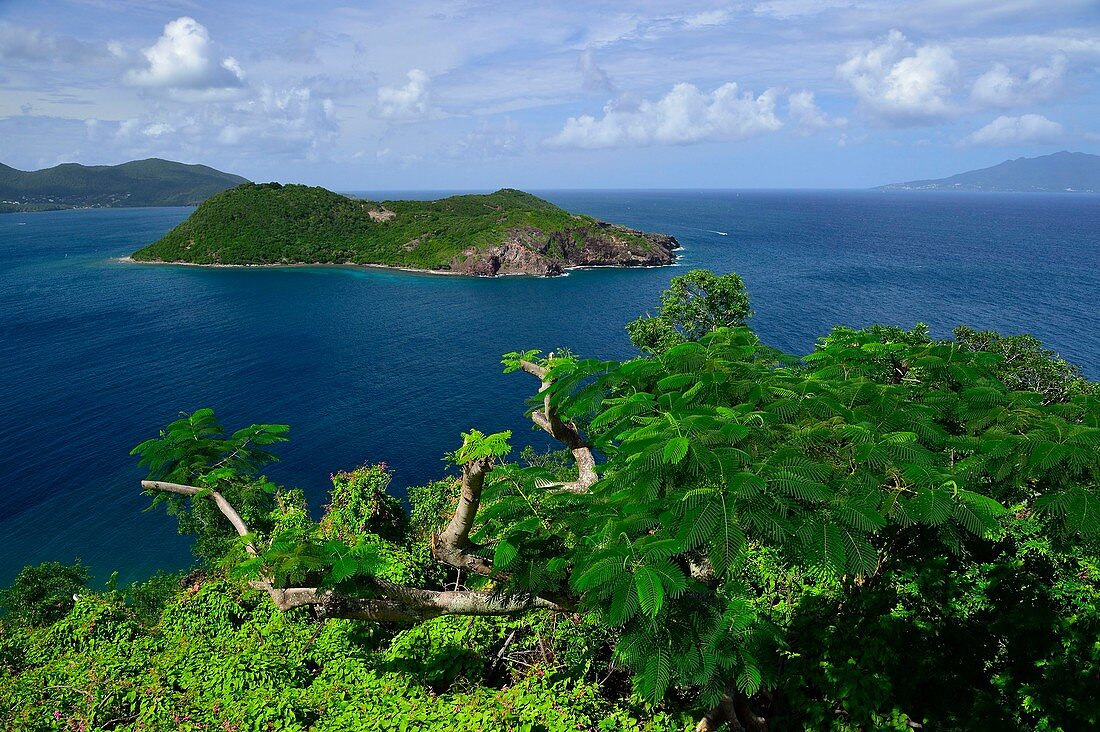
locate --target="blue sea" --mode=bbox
[1,190,1098,586]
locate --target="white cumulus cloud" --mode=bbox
[837,29,958,124]
[788,90,847,131]
[125,17,244,96]
[377,69,430,118]
[964,114,1064,146]
[548,82,783,149]
[220,85,338,152]
[141,122,174,137]
[971,54,1067,108]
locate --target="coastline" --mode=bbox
[117,256,466,277]
[115,254,679,278]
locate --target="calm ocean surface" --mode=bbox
[1,190,1098,585]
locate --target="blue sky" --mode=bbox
[1,0,1098,188]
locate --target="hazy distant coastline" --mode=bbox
[877,151,1100,193]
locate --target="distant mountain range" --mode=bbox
[877,151,1100,192]
[0,158,248,212]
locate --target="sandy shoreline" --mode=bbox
[114,256,678,278]
[116,256,467,277]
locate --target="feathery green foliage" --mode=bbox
[130,408,289,565]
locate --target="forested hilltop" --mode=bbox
[0,158,247,212]
[129,183,679,276]
[2,270,1098,731]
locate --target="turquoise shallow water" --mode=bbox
[1,190,1097,585]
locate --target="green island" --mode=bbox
[2,271,1097,731]
[129,183,679,276]
[0,158,247,212]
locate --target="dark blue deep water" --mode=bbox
[1,191,1098,585]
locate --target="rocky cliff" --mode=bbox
[450,223,679,276]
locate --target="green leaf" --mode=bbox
[707,514,746,577]
[493,539,518,569]
[911,487,953,525]
[736,664,762,696]
[728,471,765,497]
[634,566,665,618]
[840,527,879,577]
[639,646,672,704]
[1029,441,1068,471]
[330,556,358,583]
[663,436,690,464]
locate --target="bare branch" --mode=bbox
[271,584,563,622]
[143,480,257,555]
[432,457,499,577]
[519,360,597,492]
[427,357,600,586]
[141,480,567,622]
[695,691,768,732]
[695,693,739,732]
[438,458,491,553]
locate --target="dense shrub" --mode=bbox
[0,560,89,628]
[0,577,684,731]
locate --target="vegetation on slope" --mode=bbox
[0,474,680,731]
[2,270,1098,731]
[130,182,676,274]
[0,158,248,210]
[0,202,69,214]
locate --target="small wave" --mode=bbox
[680,225,729,236]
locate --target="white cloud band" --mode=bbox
[548,82,783,149]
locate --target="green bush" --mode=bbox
[0,560,90,628]
[320,465,408,545]
[126,570,186,625]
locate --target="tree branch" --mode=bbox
[695,693,739,732]
[141,480,566,621]
[428,456,510,581]
[432,457,496,576]
[428,356,598,579]
[694,689,768,732]
[143,480,258,555]
[519,359,597,492]
[144,355,599,622]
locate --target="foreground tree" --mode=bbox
[131,273,1100,730]
[626,269,751,354]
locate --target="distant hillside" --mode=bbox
[877,151,1100,192]
[130,183,678,276]
[0,158,248,211]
